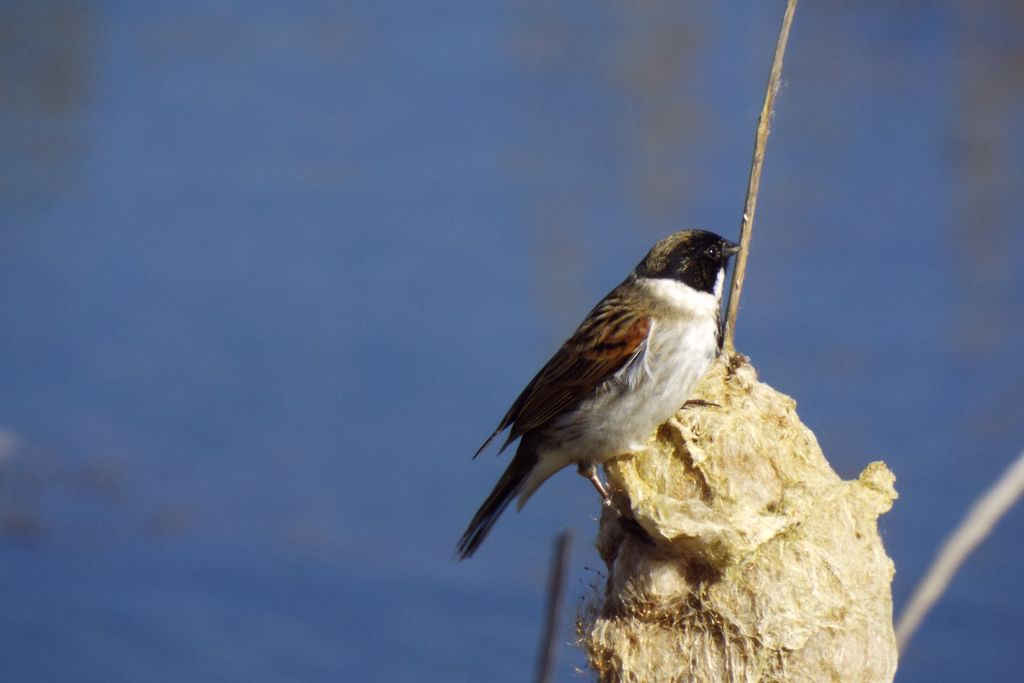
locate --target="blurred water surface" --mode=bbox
[1,2,1023,681]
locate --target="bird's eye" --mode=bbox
[704,245,720,260]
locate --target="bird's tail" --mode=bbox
[457,448,537,559]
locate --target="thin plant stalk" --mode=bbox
[722,0,798,353]
[535,531,572,683]
[896,448,1024,651]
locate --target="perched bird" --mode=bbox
[458,229,740,559]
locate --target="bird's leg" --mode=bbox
[577,461,652,545]
[577,461,611,501]
[577,460,628,518]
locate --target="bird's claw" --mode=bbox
[681,398,721,409]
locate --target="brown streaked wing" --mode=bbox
[474,288,651,457]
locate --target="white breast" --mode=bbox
[602,313,719,452]
[515,274,724,507]
[545,291,718,449]
[639,270,724,317]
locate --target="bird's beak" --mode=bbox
[723,241,741,257]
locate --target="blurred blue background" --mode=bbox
[1,1,1022,681]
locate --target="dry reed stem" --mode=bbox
[535,530,572,683]
[895,447,1024,650]
[722,0,798,353]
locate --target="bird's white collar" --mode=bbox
[638,270,724,315]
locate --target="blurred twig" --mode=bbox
[896,447,1024,651]
[722,0,798,353]
[536,530,572,683]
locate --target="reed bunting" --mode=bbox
[458,229,740,558]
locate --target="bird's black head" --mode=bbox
[635,229,741,294]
